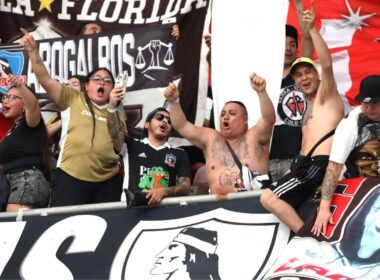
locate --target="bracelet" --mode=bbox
[107,106,117,113]
[297,9,304,14]
[167,97,179,104]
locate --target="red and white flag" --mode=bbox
[287,0,380,106]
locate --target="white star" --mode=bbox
[340,0,376,30]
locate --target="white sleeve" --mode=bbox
[329,108,359,164]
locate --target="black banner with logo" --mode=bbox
[0,196,290,279]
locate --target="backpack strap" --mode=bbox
[306,129,335,158]
[225,141,243,170]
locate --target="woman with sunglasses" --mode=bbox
[0,74,50,212]
[20,28,128,206]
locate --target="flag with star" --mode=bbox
[287,0,380,106]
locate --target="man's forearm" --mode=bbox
[258,90,275,124]
[293,0,313,58]
[309,27,332,69]
[169,102,188,131]
[320,161,343,203]
[165,177,190,197]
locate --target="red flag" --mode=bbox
[287,0,380,105]
[0,114,13,140]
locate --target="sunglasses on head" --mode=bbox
[154,112,171,124]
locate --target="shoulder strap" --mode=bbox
[306,129,335,158]
[225,141,242,170]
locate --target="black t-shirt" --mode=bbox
[125,138,191,193]
[0,117,45,171]
[270,74,306,159]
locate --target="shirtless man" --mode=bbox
[260,2,344,233]
[163,73,275,194]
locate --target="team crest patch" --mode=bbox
[165,153,176,167]
[277,84,306,127]
[0,50,25,94]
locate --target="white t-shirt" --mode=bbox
[329,107,361,164]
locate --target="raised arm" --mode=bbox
[171,24,180,40]
[9,74,41,127]
[164,83,211,150]
[46,118,62,139]
[311,161,343,236]
[106,86,127,152]
[249,73,275,145]
[19,28,62,104]
[293,0,313,58]
[303,2,337,101]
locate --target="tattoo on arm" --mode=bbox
[321,162,340,201]
[107,112,123,141]
[167,177,189,196]
[35,56,43,65]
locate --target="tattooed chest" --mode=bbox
[210,137,249,167]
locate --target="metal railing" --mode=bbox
[0,190,263,219]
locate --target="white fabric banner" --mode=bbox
[212,0,289,128]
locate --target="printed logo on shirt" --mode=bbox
[165,153,176,167]
[81,110,107,122]
[277,84,306,127]
[138,152,147,158]
[138,166,169,191]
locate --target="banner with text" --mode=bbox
[0,0,209,136]
[0,196,290,279]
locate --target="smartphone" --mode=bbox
[115,72,128,89]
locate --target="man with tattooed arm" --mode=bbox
[260,2,344,233]
[163,73,276,195]
[312,75,380,237]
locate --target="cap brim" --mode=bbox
[355,94,380,103]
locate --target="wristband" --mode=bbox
[107,106,117,113]
[167,97,179,104]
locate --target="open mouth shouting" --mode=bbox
[222,120,230,130]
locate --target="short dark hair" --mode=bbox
[286,24,298,48]
[225,101,248,116]
[68,74,86,91]
[76,21,102,35]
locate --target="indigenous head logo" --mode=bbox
[150,227,220,279]
[339,186,380,265]
[0,50,25,94]
[110,208,290,279]
[277,84,306,127]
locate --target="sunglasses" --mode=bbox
[154,112,171,124]
[1,94,22,102]
[90,75,113,85]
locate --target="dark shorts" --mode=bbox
[7,167,50,208]
[50,168,123,207]
[268,155,329,209]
